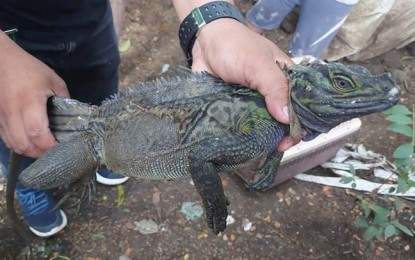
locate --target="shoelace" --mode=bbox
[16,188,50,216]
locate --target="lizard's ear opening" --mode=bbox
[302,129,321,142]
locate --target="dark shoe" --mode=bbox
[16,187,67,237]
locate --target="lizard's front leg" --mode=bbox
[187,131,275,234]
[188,157,229,234]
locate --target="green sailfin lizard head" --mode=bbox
[287,62,401,141]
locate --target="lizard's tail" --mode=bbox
[6,152,35,254]
[48,96,99,142]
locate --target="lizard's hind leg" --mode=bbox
[19,135,100,190]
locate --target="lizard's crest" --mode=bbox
[286,61,401,141]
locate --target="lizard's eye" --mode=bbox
[333,75,355,92]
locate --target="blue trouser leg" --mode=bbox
[290,0,356,58]
[246,0,300,30]
[0,143,37,193]
[246,0,356,58]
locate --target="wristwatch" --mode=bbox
[178,1,245,66]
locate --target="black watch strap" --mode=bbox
[178,1,245,66]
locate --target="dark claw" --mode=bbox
[203,195,229,234]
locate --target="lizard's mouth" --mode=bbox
[313,85,401,117]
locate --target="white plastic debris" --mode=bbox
[374,168,399,181]
[161,64,170,74]
[294,143,415,198]
[242,218,253,231]
[119,255,132,260]
[226,215,235,225]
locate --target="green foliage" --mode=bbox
[384,104,415,193]
[352,104,415,241]
[355,195,414,241]
[386,123,412,137]
[90,233,105,239]
[117,184,126,207]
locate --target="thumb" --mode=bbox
[265,95,290,125]
[253,64,290,125]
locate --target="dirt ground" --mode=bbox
[0,0,414,259]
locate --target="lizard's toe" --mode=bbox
[203,197,229,234]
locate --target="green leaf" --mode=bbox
[385,114,413,124]
[386,123,413,137]
[349,164,356,175]
[401,56,415,61]
[355,218,369,228]
[361,202,371,217]
[119,39,131,52]
[394,158,412,167]
[117,184,125,207]
[384,224,397,238]
[397,178,410,194]
[407,180,415,188]
[375,227,384,240]
[393,143,414,159]
[391,220,414,237]
[91,233,105,239]
[363,226,378,241]
[371,204,390,217]
[374,211,389,225]
[394,198,404,211]
[340,176,354,184]
[384,105,413,116]
[388,187,396,193]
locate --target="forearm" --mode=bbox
[172,0,235,21]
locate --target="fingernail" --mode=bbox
[283,106,289,118]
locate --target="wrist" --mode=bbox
[177,1,244,66]
[192,18,244,61]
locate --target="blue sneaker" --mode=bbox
[16,186,67,237]
[95,169,129,185]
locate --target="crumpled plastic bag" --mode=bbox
[294,143,415,199]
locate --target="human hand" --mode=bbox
[0,33,70,158]
[190,19,299,151]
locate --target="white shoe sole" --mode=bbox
[29,209,68,237]
[95,172,129,185]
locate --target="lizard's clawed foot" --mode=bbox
[54,174,96,214]
[203,195,230,234]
